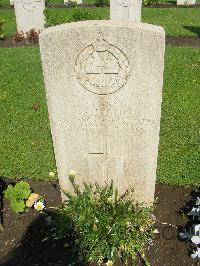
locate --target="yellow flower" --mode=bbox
[34,201,45,211]
[69,170,76,177]
[106,260,113,266]
[49,171,56,178]
[26,193,40,207]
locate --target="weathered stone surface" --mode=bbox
[177,0,196,4]
[40,21,165,205]
[14,0,45,33]
[110,0,142,22]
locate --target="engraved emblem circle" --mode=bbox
[75,40,130,95]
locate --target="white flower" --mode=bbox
[191,247,200,259]
[153,229,159,234]
[106,260,113,266]
[34,201,45,211]
[107,196,112,202]
[196,197,200,206]
[49,171,56,178]
[69,170,76,177]
[191,224,200,244]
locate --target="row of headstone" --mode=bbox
[13,0,143,34]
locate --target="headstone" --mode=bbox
[177,0,196,4]
[110,0,142,22]
[40,21,165,205]
[14,0,45,33]
[64,0,82,4]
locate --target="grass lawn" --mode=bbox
[0,45,200,186]
[0,47,56,181]
[1,7,200,38]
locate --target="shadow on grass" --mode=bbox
[165,0,176,4]
[183,26,200,37]
[0,210,85,266]
[0,179,6,227]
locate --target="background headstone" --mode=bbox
[177,0,196,4]
[110,0,142,22]
[14,0,45,33]
[64,0,82,4]
[40,21,165,205]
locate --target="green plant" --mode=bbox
[0,17,5,40]
[94,0,104,7]
[4,181,31,213]
[3,181,44,213]
[72,7,102,22]
[53,174,154,265]
[143,0,162,6]
[44,8,67,27]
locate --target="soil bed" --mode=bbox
[0,179,199,266]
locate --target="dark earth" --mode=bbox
[0,179,200,266]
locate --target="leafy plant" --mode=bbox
[143,0,163,6]
[0,17,5,40]
[72,7,102,22]
[94,0,104,7]
[44,8,67,27]
[12,29,39,44]
[3,181,43,213]
[4,181,31,213]
[180,197,200,259]
[26,29,40,43]
[52,174,154,265]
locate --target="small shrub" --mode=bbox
[12,29,39,44]
[4,181,31,213]
[44,8,67,27]
[94,0,104,7]
[72,7,102,22]
[0,17,5,40]
[26,29,39,43]
[12,31,24,43]
[52,174,154,265]
[3,181,44,213]
[143,0,163,6]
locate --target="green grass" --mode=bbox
[0,47,56,181]
[143,8,200,37]
[0,7,200,38]
[0,45,200,186]
[0,10,16,37]
[157,45,200,186]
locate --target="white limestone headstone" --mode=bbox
[110,0,142,22]
[40,21,165,205]
[177,0,196,4]
[64,0,82,4]
[14,0,45,33]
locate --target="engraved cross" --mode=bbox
[88,136,109,179]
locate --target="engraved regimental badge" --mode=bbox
[75,35,130,95]
[117,0,135,6]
